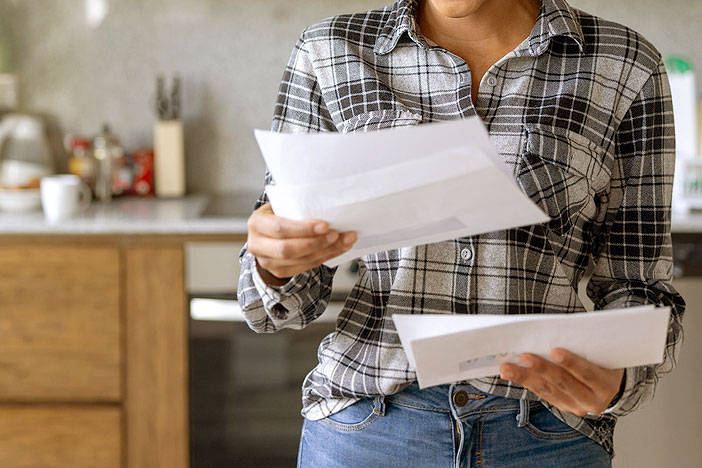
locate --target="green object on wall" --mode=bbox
[665,56,694,75]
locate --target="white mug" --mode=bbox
[40,175,91,223]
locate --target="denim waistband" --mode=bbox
[387,381,540,417]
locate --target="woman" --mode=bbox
[238,0,685,466]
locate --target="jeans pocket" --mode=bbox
[522,404,583,440]
[319,396,384,432]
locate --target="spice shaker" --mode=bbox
[67,137,96,194]
[93,124,124,202]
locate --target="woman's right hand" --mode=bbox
[246,203,357,286]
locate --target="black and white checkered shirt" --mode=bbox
[237,0,685,455]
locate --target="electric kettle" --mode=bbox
[0,113,55,187]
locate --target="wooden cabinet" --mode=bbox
[0,246,121,401]
[125,246,188,468]
[0,235,243,468]
[0,406,121,468]
[0,244,122,468]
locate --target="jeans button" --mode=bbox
[453,390,469,407]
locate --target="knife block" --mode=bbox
[154,120,185,197]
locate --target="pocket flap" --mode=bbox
[341,109,422,133]
[524,125,609,185]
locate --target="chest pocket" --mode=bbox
[516,125,611,236]
[341,109,422,133]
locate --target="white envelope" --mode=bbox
[392,305,671,389]
[254,118,549,267]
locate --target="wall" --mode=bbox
[1,0,700,193]
[0,0,383,193]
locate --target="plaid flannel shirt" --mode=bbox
[237,0,685,455]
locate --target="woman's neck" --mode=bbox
[417,0,541,54]
[416,0,541,102]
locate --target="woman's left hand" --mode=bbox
[499,348,625,417]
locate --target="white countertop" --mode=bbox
[1,193,701,235]
[0,194,250,235]
[671,211,702,234]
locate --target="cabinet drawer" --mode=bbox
[0,405,121,468]
[0,246,121,401]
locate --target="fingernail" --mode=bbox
[343,232,357,245]
[314,223,327,235]
[520,356,534,368]
[326,231,339,243]
[552,350,565,363]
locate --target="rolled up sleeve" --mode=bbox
[236,30,338,333]
[587,58,686,417]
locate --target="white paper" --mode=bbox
[254,118,549,267]
[392,305,671,389]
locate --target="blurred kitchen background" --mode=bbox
[0,0,701,194]
[0,1,701,468]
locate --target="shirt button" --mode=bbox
[272,303,288,320]
[461,248,473,261]
[453,390,469,407]
[486,75,498,87]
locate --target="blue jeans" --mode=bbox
[297,382,611,468]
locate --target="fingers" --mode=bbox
[549,348,607,395]
[549,348,626,414]
[500,354,597,417]
[249,229,341,261]
[249,203,329,239]
[500,350,625,417]
[255,232,357,278]
[246,203,359,283]
[286,231,357,266]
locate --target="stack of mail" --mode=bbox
[392,305,671,388]
[254,118,549,267]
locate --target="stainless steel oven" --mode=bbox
[186,242,358,467]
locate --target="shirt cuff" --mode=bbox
[248,252,311,317]
[603,367,634,414]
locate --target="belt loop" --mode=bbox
[516,399,529,427]
[373,395,386,416]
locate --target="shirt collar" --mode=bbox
[529,0,585,54]
[374,0,585,56]
[374,0,421,55]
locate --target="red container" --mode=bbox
[130,149,155,196]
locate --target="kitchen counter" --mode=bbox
[2,193,702,235]
[671,211,702,233]
[0,193,254,235]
